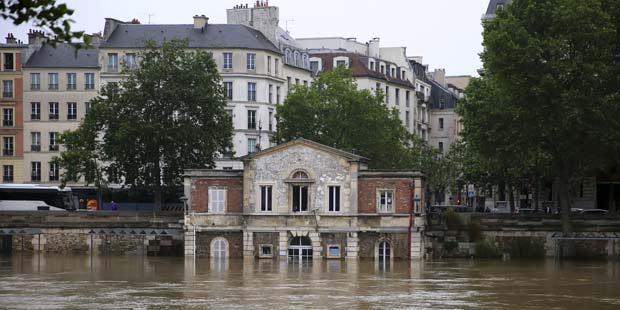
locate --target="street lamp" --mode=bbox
[414,193,421,216]
[180,195,188,215]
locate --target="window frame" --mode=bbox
[2,165,13,182]
[223,52,233,70]
[66,73,77,90]
[2,136,14,156]
[247,82,257,102]
[327,185,341,212]
[67,102,77,120]
[247,53,256,70]
[2,108,13,127]
[377,189,395,214]
[259,184,273,212]
[247,137,257,154]
[49,102,59,120]
[30,73,41,90]
[48,73,59,90]
[84,73,95,89]
[208,188,227,214]
[327,244,341,259]
[247,109,257,130]
[31,161,41,182]
[31,102,41,120]
[108,53,119,72]
[2,80,13,98]
[223,81,233,100]
[259,244,273,258]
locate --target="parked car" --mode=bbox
[579,209,609,214]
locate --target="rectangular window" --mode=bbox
[67,102,77,120]
[208,188,226,213]
[85,102,91,114]
[260,244,273,258]
[49,162,59,181]
[31,102,41,120]
[406,91,410,107]
[224,82,233,100]
[378,190,394,213]
[276,86,281,104]
[3,53,14,71]
[126,53,137,70]
[30,73,40,90]
[401,70,406,80]
[295,78,300,85]
[2,80,13,98]
[48,73,58,90]
[405,111,410,128]
[336,60,346,67]
[2,137,14,156]
[31,161,41,181]
[395,88,400,105]
[267,56,271,73]
[268,111,273,131]
[376,83,381,96]
[328,186,341,212]
[223,52,233,69]
[310,60,319,73]
[66,73,76,90]
[380,65,385,74]
[247,138,257,154]
[268,84,273,104]
[439,118,444,130]
[370,61,375,71]
[391,67,396,77]
[385,86,389,103]
[292,185,308,212]
[303,80,308,87]
[247,53,256,70]
[327,245,341,258]
[2,165,13,182]
[49,102,59,120]
[49,132,59,151]
[260,185,273,211]
[438,142,444,153]
[84,73,95,89]
[31,132,41,152]
[275,58,279,75]
[247,110,256,129]
[247,82,256,102]
[2,108,13,127]
[287,77,291,94]
[108,53,118,71]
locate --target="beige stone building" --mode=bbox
[22,35,100,185]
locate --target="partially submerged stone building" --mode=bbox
[184,139,425,261]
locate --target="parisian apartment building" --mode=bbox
[0,2,465,187]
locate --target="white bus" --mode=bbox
[0,184,79,210]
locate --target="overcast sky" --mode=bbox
[1,0,489,76]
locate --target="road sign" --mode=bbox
[467,184,475,197]
[468,191,475,198]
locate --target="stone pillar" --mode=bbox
[410,231,423,259]
[346,232,359,259]
[32,234,46,252]
[278,231,288,257]
[184,228,195,256]
[309,232,322,259]
[243,230,254,257]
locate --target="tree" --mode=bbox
[55,40,233,207]
[274,67,420,169]
[461,0,620,231]
[1,0,88,46]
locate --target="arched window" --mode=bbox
[211,237,229,258]
[293,171,308,179]
[288,236,313,262]
[285,49,291,64]
[294,51,300,66]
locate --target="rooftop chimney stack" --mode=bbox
[5,33,17,44]
[433,68,446,87]
[193,15,209,29]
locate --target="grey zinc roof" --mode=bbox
[485,0,512,15]
[100,23,281,54]
[24,43,99,68]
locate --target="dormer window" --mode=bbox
[293,171,308,179]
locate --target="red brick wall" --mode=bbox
[191,178,243,213]
[358,178,413,214]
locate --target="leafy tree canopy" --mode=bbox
[55,40,233,205]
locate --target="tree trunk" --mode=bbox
[558,170,572,233]
[508,183,516,213]
[153,159,162,211]
[499,181,506,201]
[534,179,541,211]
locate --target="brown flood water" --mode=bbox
[1,254,619,310]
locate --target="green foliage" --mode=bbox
[55,40,232,205]
[0,0,88,47]
[467,220,483,242]
[460,0,620,231]
[444,208,463,231]
[274,67,427,169]
[508,238,545,259]
[475,237,502,258]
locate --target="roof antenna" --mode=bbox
[285,19,295,32]
[147,14,154,24]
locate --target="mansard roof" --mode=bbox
[24,43,99,68]
[100,23,281,54]
[241,138,369,163]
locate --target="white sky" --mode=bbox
[0,0,489,76]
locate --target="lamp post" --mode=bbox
[180,195,188,215]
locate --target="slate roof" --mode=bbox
[312,52,415,88]
[485,0,512,15]
[429,79,459,110]
[24,43,99,68]
[100,23,281,54]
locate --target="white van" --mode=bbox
[0,200,66,211]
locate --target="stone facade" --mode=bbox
[185,139,426,261]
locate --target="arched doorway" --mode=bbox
[288,236,313,263]
[211,237,228,258]
[378,240,391,262]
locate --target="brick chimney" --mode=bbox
[227,4,279,47]
[433,68,446,87]
[193,15,209,29]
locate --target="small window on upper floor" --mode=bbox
[310,60,319,73]
[336,60,346,67]
[370,61,375,71]
[3,53,14,71]
[293,171,308,179]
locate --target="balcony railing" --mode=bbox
[2,92,13,98]
[31,145,41,152]
[31,84,40,90]
[31,113,40,120]
[49,145,59,152]
[85,84,95,90]
[66,84,76,90]
[49,114,59,120]
[48,84,58,90]
[2,120,13,127]
[2,176,13,182]
[31,174,41,182]
[2,149,14,156]
[67,114,77,120]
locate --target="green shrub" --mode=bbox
[509,238,545,258]
[444,208,463,231]
[468,221,483,242]
[475,237,501,258]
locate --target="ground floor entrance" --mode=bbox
[288,236,313,263]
